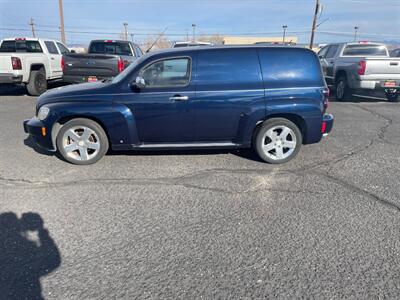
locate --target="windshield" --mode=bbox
[89,41,132,56]
[112,55,148,84]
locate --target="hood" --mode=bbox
[37,82,115,107]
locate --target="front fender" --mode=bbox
[43,102,139,149]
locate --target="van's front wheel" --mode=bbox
[56,118,109,165]
[255,118,302,164]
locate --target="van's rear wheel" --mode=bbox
[26,69,47,96]
[56,118,109,165]
[255,118,302,164]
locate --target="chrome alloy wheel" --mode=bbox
[62,126,100,161]
[261,125,297,160]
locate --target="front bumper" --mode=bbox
[23,118,56,151]
[0,74,23,84]
[322,114,334,136]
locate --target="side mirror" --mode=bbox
[70,49,76,53]
[318,55,325,59]
[134,76,146,89]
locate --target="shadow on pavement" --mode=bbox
[328,90,392,103]
[0,81,69,96]
[109,148,264,162]
[0,84,28,96]
[0,212,61,300]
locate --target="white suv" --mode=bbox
[0,38,69,95]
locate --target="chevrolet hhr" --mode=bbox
[24,46,334,165]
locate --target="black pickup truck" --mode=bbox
[62,40,143,83]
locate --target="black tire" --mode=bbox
[26,69,47,96]
[335,76,352,101]
[254,118,302,164]
[56,118,109,165]
[386,93,399,102]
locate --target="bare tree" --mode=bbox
[143,34,172,51]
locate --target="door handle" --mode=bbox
[51,57,55,60]
[169,95,188,101]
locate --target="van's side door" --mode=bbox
[193,49,264,143]
[119,55,196,143]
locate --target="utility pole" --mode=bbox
[123,22,128,41]
[192,24,196,42]
[309,0,320,49]
[58,0,66,44]
[282,25,287,43]
[130,33,134,42]
[29,18,36,38]
[354,26,359,42]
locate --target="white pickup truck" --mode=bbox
[0,38,69,95]
[318,42,400,102]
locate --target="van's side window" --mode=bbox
[139,57,191,88]
[196,49,262,89]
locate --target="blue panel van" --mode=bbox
[23,46,334,165]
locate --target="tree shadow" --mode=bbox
[0,212,61,300]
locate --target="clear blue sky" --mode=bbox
[0,0,399,46]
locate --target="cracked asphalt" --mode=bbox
[1,87,400,299]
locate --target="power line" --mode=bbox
[1,26,399,40]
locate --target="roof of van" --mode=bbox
[149,44,314,56]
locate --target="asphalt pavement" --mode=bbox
[0,85,399,299]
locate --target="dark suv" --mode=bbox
[24,46,334,165]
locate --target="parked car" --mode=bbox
[23,46,333,165]
[173,41,212,48]
[390,48,400,57]
[0,37,69,95]
[62,40,143,83]
[318,42,400,101]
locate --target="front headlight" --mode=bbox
[37,106,50,121]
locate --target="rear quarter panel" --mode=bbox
[259,47,326,144]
